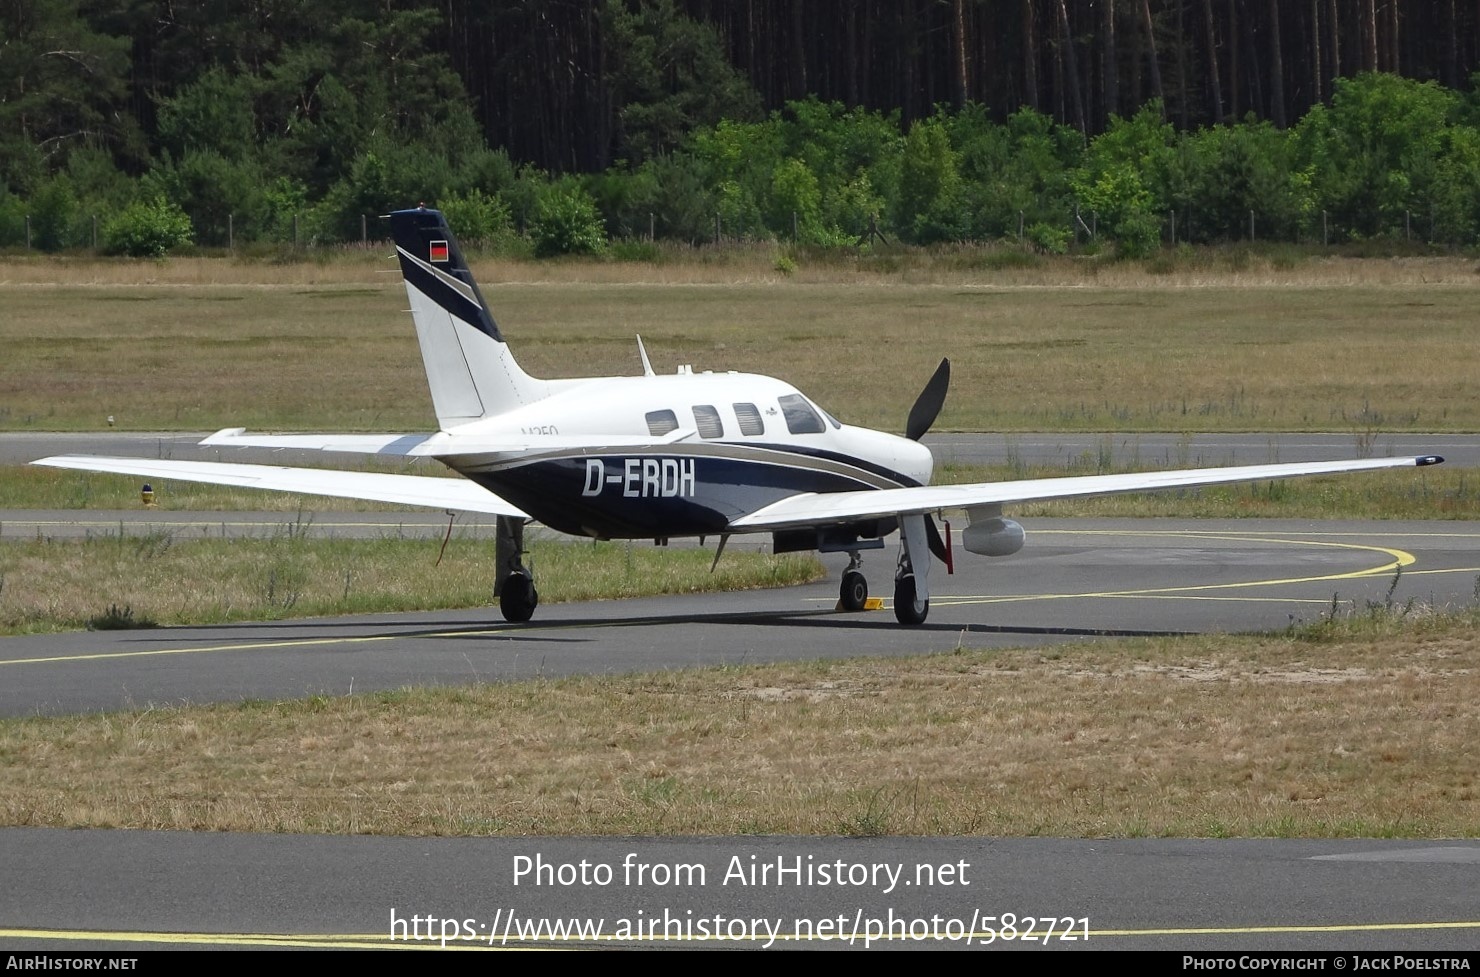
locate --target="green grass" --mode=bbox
[0,531,822,634]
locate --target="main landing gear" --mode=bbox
[892,513,931,626]
[494,516,539,623]
[892,573,926,625]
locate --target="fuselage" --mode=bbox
[436,372,935,539]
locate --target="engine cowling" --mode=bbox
[961,507,1025,557]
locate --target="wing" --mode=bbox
[200,427,695,456]
[729,455,1445,531]
[30,456,528,517]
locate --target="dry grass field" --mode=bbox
[2,250,1477,434]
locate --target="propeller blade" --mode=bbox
[905,357,951,442]
[924,512,949,563]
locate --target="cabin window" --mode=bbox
[778,394,825,435]
[692,404,724,439]
[645,409,678,436]
[733,402,765,436]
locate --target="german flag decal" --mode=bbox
[429,240,450,263]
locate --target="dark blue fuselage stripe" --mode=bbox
[749,441,922,487]
[464,443,916,493]
[473,454,886,538]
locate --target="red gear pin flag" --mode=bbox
[429,240,450,262]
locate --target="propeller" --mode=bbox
[924,512,950,567]
[903,358,953,570]
[905,357,951,442]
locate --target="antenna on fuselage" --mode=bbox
[635,335,655,377]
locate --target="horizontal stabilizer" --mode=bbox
[201,429,438,454]
[201,427,696,457]
[31,456,528,517]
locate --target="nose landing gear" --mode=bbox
[839,551,869,612]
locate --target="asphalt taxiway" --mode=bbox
[2,832,1477,951]
[3,517,1477,717]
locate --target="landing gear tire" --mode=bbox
[499,573,538,623]
[893,575,929,625]
[839,570,869,612]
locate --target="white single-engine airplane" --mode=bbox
[35,207,1445,625]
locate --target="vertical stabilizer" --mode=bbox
[388,207,544,428]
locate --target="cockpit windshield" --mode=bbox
[777,394,826,435]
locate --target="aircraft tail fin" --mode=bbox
[388,207,544,428]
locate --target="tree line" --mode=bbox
[3,2,1479,255]
[455,0,1480,171]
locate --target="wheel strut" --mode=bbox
[494,516,538,623]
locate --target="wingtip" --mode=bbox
[201,427,247,445]
[1416,455,1445,467]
